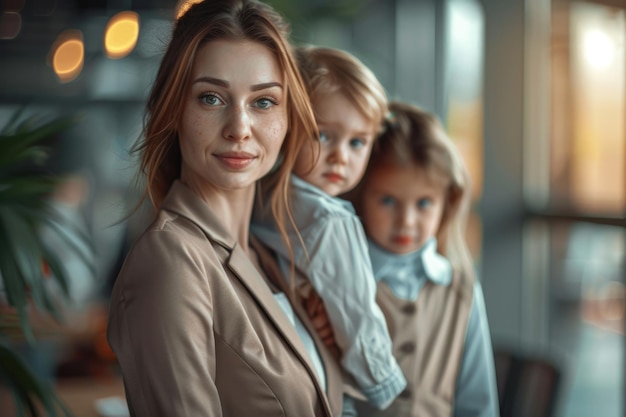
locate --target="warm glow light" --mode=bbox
[51,31,84,83]
[570,3,625,212]
[176,0,203,20]
[583,29,615,69]
[104,11,140,59]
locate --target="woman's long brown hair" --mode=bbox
[132,0,317,267]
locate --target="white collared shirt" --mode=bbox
[368,237,452,300]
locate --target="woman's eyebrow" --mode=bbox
[193,76,228,87]
[251,82,283,91]
[192,77,283,92]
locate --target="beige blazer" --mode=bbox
[107,181,343,417]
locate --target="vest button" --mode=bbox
[399,388,412,399]
[402,303,416,314]
[399,342,415,354]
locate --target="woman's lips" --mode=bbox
[214,152,256,169]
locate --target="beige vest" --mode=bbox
[356,271,474,417]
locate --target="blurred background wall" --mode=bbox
[0,0,624,416]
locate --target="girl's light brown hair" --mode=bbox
[133,0,317,252]
[357,101,474,280]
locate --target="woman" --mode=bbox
[107,1,343,415]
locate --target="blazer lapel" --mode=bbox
[226,244,320,364]
[230,240,336,417]
[227,244,304,349]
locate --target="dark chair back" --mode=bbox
[494,348,562,417]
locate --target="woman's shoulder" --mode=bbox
[138,207,214,249]
[117,208,224,286]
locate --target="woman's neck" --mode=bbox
[181,176,255,253]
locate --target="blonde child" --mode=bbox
[253,46,406,412]
[350,101,499,417]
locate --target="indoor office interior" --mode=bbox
[0,0,624,416]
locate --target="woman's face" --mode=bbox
[178,39,288,196]
[359,163,447,254]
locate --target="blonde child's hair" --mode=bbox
[295,45,388,135]
[360,100,474,280]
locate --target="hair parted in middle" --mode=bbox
[134,0,317,251]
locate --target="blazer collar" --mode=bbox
[160,180,236,249]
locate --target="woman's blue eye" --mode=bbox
[381,196,395,206]
[255,98,275,109]
[417,198,432,209]
[349,138,365,149]
[319,132,329,142]
[201,94,222,106]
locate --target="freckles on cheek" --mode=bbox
[270,119,288,144]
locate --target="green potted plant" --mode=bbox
[0,109,93,416]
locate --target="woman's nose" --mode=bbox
[222,105,251,141]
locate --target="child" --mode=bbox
[350,101,500,417]
[252,46,406,411]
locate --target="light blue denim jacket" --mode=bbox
[368,238,500,417]
[252,175,406,410]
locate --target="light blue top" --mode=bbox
[272,292,327,392]
[252,175,406,409]
[368,238,500,417]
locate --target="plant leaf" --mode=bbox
[0,115,75,171]
[38,247,70,314]
[0,206,54,319]
[40,206,96,277]
[0,176,59,203]
[0,109,78,417]
[0,107,27,134]
[0,341,62,416]
[0,219,34,343]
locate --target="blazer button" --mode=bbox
[399,388,412,399]
[399,342,415,354]
[402,303,416,314]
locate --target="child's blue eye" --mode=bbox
[319,132,329,142]
[381,196,395,206]
[349,138,365,149]
[417,198,432,209]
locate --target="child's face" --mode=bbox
[359,163,447,254]
[295,92,376,196]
